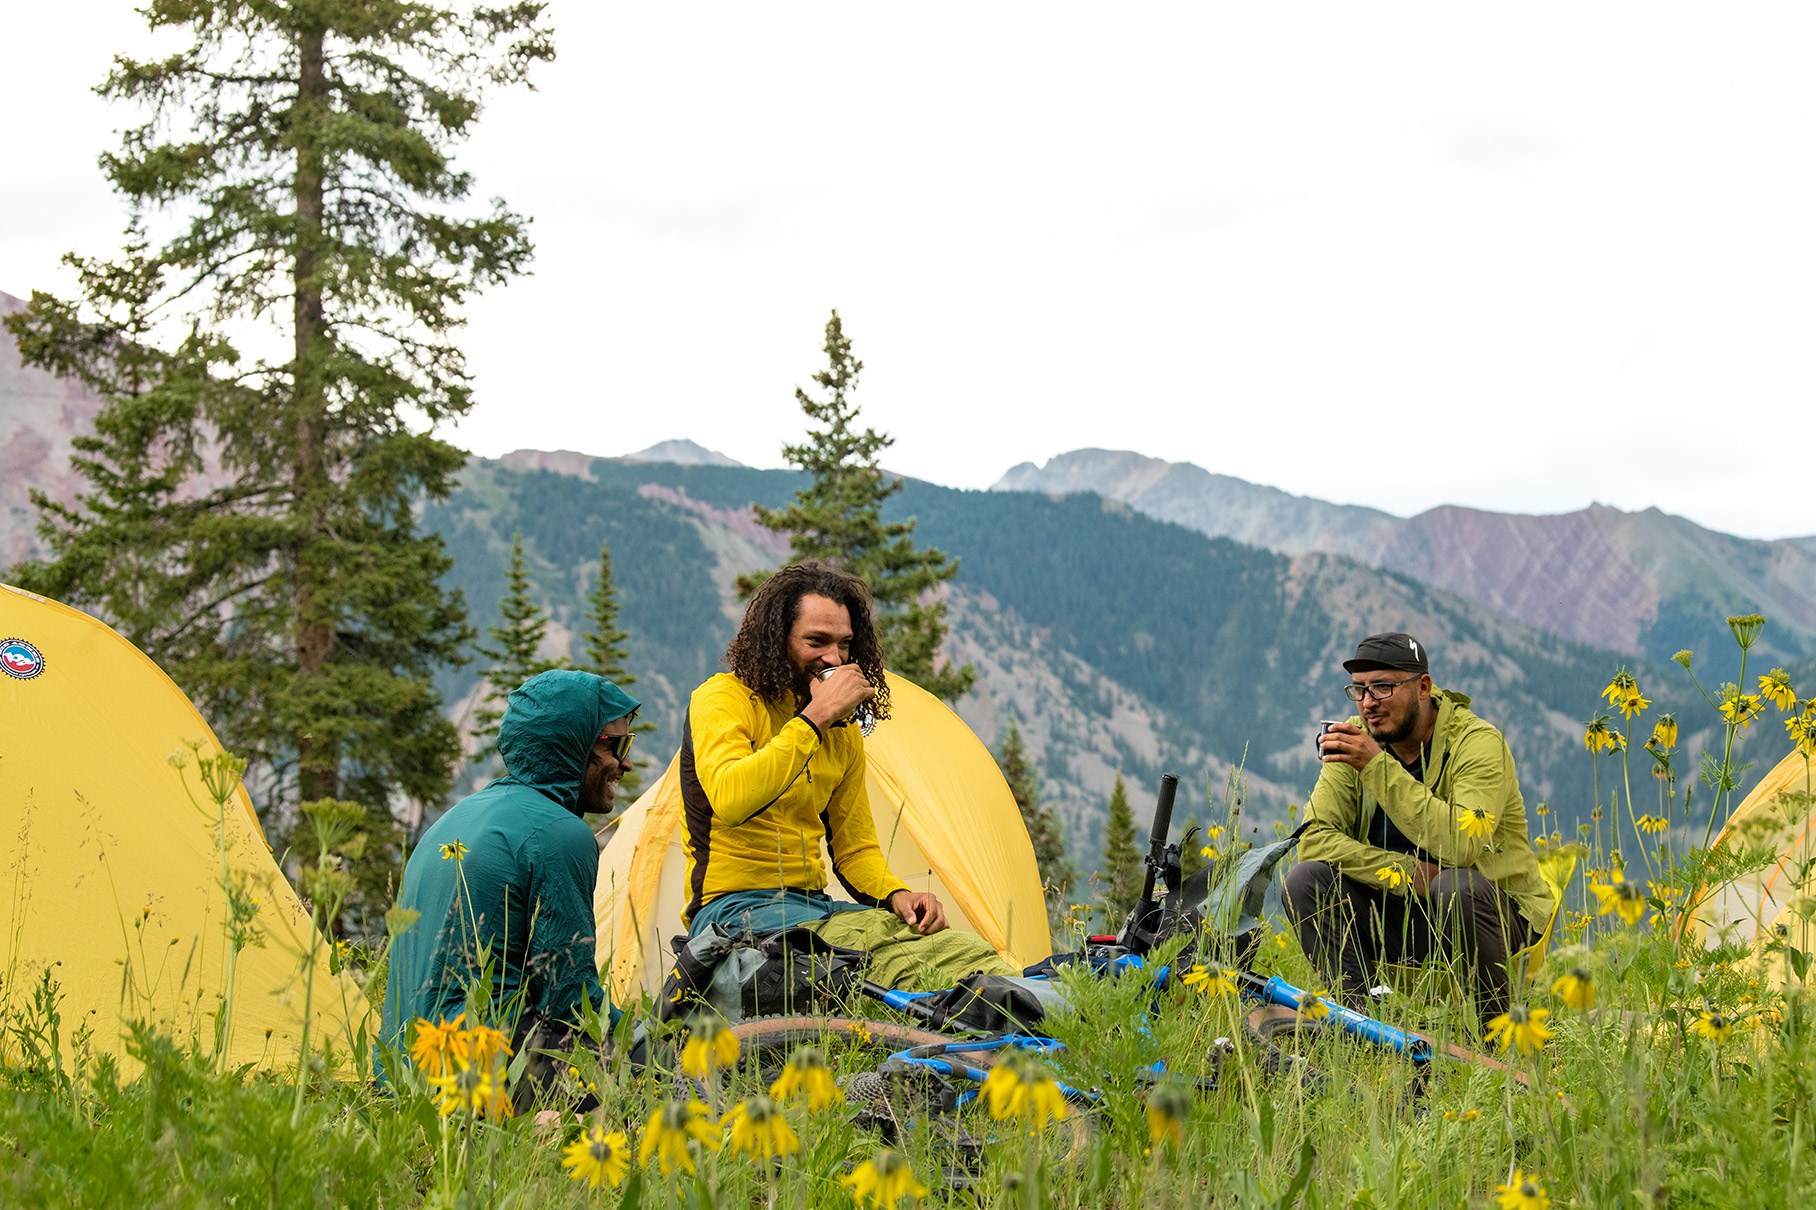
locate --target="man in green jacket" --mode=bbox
[1284,632,1553,1025]
[383,669,639,1066]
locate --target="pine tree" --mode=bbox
[582,539,653,796]
[997,720,1072,903]
[740,311,976,701]
[5,4,552,826]
[1101,773,1143,927]
[473,534,565,758]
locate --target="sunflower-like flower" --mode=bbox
[561,1124,630,1190]
[1590,878,1648,926]
[1758,668,1796,711]
[1374,864,1410,891]
[1583,717,1623,754]
[1636,814,1668,836]
[1790,712,1816,760]
[460,1022,511,1070]
[840,1150,928,1209]
[723,1095,800,1162]
[1180,963,1238,997]
[1485,1005,1555,1055]
[427,1060,513,1120]
[1718,686,1765,730]
[680,1018,742,1080]
[639,1099,720,1176]
[1551,968,1595,1011]
[1297,988,1332,1021]
[1457,806,1496,841]
[1145,1082,1191,1150]
[1601,669,1650,719]
[1649,713,1678,750]
[979,1057,1068,1128]
[770,1047,843,1111]
[1494,1168,1551,1210]
[1692,1009,1734,1045]
[410,1014,467,1079]
[438,839,468,861]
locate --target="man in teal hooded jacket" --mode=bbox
[382,669,640,1062]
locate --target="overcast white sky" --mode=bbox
[5,3,1814,539]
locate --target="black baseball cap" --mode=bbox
[1343,632,1430,675]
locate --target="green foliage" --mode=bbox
[472,533,565,766]
[743,311,975,701]
[583,538,655,796]
[5,1,553,824]
[1101,773,1142,926]
[998,720,1073,907]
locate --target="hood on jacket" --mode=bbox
[497,669,641,812]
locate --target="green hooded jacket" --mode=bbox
[381,670,639,1051]
[1299,687,1555,933]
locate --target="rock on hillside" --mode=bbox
[0,290,107,567]
[997,449,1816,664]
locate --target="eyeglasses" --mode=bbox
[595,732,635,761]
[1344,675,1422,702]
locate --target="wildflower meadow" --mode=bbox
[4,613,1816,1208]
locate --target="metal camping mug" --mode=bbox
[818,666,878,737]
[1315,719,1347,756]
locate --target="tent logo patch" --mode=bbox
[0,638,45,680]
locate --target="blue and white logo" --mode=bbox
[0,638,45,681]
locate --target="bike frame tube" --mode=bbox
[1241,971,1432,1060]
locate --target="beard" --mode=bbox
[579,757,624,817]
[1365,707,1419,749]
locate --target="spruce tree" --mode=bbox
[1101,773,1143,927]
[473,534,565,759]
[997,720,1072,903]
[582,538,653,796]
[741,311,976,701]
[5,3,551,825]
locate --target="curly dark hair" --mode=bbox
[725,561,892,719]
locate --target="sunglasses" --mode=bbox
[595,732,635,761]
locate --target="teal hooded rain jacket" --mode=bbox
[381,670,639,1052]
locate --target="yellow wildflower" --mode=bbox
[1637,814,1668,836]
[1145,1082,1190,1150]
[409,1014,467,1079]
[1180,964,1238,997]
[1199,845,1221,862]
[1485,1005,1555,1055]
[561,1124,630,1190]
[723,1095,800,1162]
[438,839,468,861]
[1297,988,1332,1021]
[1692,1009,1734,1045]
[639,1099,719,1176]
[770,1047,843,1111]
[1718,687,1764,730]
[1457,806,1496,840]
[1206,825,1226,842]
[1583,717,1623,754]
[841,1150,928,1209]
[1495,1168,1551,1210]
[1759,669,1796,711]
[1551,968,1595,1011]
[1790,712,1816,759]
[1649,714,1678,750]
[979,1058,1068,1128]
[460,1022,512,1070]
[1375,864,1410,891]
[1442,1107,1483,1122]
[1590,879,1648,927]
[681,1019,741,1080]
[1602,669,1650,719]
[426,1061,513,1120]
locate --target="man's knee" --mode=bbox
[1282,860,1337,922]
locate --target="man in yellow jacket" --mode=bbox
[678,561,1017,989]
[1284,632,1554,1026]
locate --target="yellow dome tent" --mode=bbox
[1688,748,1816,977]
[0,584,373,1072]
[593,672,1053,1003]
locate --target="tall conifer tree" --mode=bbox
[741,311,975,701]
[4,3,552,823]
[997,720,1072,904]
[473,534,565,760]
[582,539,652,795]
[1101,773,1142,927]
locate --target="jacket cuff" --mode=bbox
[792,712,824,744]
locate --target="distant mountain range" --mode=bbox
[997,449,1816,667]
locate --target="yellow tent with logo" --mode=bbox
[1687,748,1816,976]
[0,584,373,1072]
[593,672,1052,1003]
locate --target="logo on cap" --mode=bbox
[0,638,45,681]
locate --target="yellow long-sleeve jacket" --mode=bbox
[678,672,907,924]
